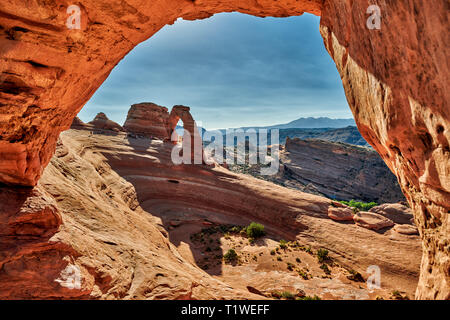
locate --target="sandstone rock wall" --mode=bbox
[319,1,449,299]
[0,0,448,298]
[282,138,405,203]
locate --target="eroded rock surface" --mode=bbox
[281,138,405,203]
[353,212,395,231]
[0,129,422,299]
[394,224,419,236]
[88,112,123,132]
[370,203,414,225]
[123,103,170,139]
[328,207,354,222]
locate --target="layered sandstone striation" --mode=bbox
[280,138,405,203]
[0,0,448,298]
[0,129,422,299]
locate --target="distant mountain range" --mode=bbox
[195,117,368,147]
[278,126,369,146]
[176,117,368,147]
[239,117,356,130]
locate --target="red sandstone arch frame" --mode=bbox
[0,0,448,299]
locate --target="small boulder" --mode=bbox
[246,286,266,297]
[296,289,306,298]
[393,224,419,235]
[353,211,394,231]
[328,207,354,221]
[369,203,413,225]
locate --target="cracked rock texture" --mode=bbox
[0,0,448,299]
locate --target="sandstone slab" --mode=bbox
[353,212,394,231]
[328,207,354,221]
[394,224,420,236]
[369,203,414,225]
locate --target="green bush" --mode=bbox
[320,263,331,275]
[246,222,265,239]
[317,248,329,263]
[297,295,321,300]
[339,200,378,211]
[223,249,238,263]
[298,270,309,280]
[281,291,295,300]
[279,239,288,249]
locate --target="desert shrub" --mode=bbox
[270,250,276,255]
[286,262,294,271]
[277,256,282,261]
[246,222,265,239]
[230,225,245,234]
[320,263,331,275]
[296,257,301,263]
[297,295,321,300]
[339,200,378,211]
[298,270,309,280]
[281,291,295,300]
[391,290,409,300]
[223,249,238,263]
[279,239,288,249]
[347,269,364,282]
[317,248,329,263]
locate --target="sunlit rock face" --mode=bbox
[319,1,449,300]
[123,103,170,139]
[0,0,447,299]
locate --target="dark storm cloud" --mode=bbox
[79,13,351,129]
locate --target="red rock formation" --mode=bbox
[0,0,448,298]
[319,1,449,299]
[70,117,87,130]
[123,103,170,139]
[0,128,418,299]
[0,187,92,299]
[88,112,123,132]
[328,207,354,221]
[353,212,395,231]
[394,224,419,236]
[369,203,414,225]
[167,105,204,163]
[282,138,405,203]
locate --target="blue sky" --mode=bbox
[78,12,351,130]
